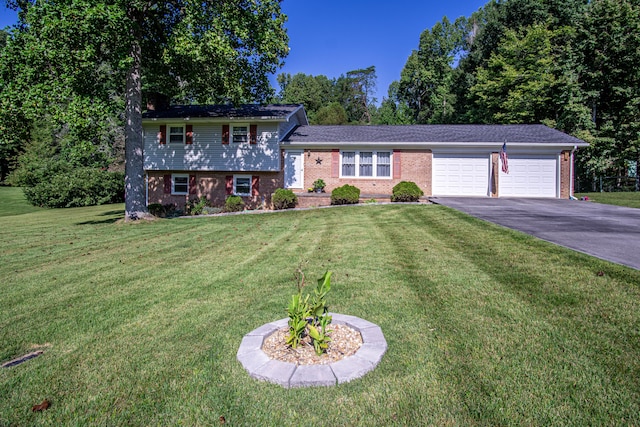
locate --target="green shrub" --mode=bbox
[391,181,424,202]
[22,168,124,208]
[224,195,245,212]
[331,184,360,205]
[186,196,210,215]
[272,188,298,210]
[148,203,166,217]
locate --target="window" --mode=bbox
[377,152,391,177]
[232,125,249,143]
[342,152,356,176]
[234,175,251,196]
[169,125,185,144]
[360,152,373,177]
[172,174,189,194]
[341,151,392,178]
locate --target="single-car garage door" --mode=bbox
[432,153,490,196]
[499,154,557,197]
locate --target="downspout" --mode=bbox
[145,172,149,207]
[570,146,577,199]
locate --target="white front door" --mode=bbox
[284,150,304,188]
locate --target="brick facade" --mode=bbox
[560,150,572,199]
[298,149,433,196]
[147,171,283,210]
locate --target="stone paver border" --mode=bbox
[237,313,387,388]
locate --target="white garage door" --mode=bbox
[499,155,557,197]
[432,154,490,196]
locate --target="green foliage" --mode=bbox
[224,195,245,213]
[272,188,297,210]
[186,196,210,216]
[313,102,348,125]
[312,178,326,191]
[397,17,465,124]
[21,168,123,208]
[148,203,182,218]
[286,269,333,355]
[330,184,360,205]
[391,181,424,202]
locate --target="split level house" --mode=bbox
[142,103,589,209]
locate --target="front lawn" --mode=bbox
[0,187,44,217]
[575,191,640,208]
[1,202,639,425]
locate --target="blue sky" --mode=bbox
[1,1,488,103]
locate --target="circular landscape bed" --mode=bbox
[237,313,387,388]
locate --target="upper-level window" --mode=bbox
[232,124,249,143]
[169,125,185,144]
[341,151,392,178]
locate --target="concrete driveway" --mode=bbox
[429,197,640,270]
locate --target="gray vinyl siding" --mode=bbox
[143,123,280,171]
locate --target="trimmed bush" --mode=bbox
[272,188,298,210]
[225,195,245,212]
[22,168,124,208]
[391,181,424,202]
[331,184,360,205]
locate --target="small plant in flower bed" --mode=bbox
[391,181,424,202]
[224,195,245,212]
[331,184,360,205]
[186,196,210,215]
[286,267,333,356]
[272,188,298,210]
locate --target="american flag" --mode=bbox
[500,142,509,174]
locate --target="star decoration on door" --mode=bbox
[315,157,323,164]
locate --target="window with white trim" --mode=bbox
[169,125,185,144]
[172,174,189,194]
[231,124,249,143]
[234,175,251,196]
[341,151,392,178]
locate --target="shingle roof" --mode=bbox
[143,104,303,120]
[283,124,587,145]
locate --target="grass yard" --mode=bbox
[1,192,639,425]
[575,191,640,209]
[0,186,45,217]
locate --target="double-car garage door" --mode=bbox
[432,153,558,197]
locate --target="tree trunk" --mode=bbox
[124,39,147,220]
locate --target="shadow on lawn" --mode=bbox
[75,210,124,225]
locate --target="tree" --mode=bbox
[579,0,640,188]
[3,0,288,218]
[276,73,334,122]
[314,102,348,125]
[397,17,464,123]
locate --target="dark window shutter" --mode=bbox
[163,174,171,193]
[189,174,197,194]
[252,175,259,196]
[185,124,193,145]
[331,149,340,178]
[393,150,401,179]
[222,125,229,145]
[250,125,258,144]
[159,125,167,145]
[225,175,233,195]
